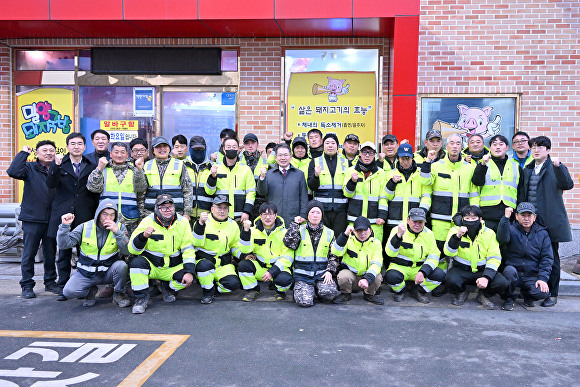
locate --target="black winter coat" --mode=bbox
[46,154,99,237]
[496,216,553,282]
[521,156,574,242]
[6,151,55,223]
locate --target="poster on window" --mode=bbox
[15,87,74,200]
[286,71,376,145]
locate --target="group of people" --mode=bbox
[8,125,574,313]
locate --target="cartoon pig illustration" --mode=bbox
[454,104,501,140]
[312,77,350,102]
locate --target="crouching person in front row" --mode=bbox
[58,199,131,308]
[128,194,196,314]
[384,208,445,304]
[444,205,508,310]
[238,202,294,302]
[332,216,384,305]
[283,200,340,307]
[193,195,242,305]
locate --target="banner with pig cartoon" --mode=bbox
[419,95,518,148]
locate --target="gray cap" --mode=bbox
[516,202,536,214]
[408,207,427,221]
[156,194,174,206]
[425,129,442,140]
[212,195,231,206]
[152,136,171,148]
[353,216,371,231]
[189,136,206,149]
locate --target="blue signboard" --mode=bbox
[133,87,155,117]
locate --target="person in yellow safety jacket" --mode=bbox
[283,200,341,307]
[377,134,399,172]
[511,131,535,169]
[384,208,445,304]
[308,133,349,236]
[471,134,524,232]
[128,194,196,314]
[443,205,508,310]
[237,202,294,302]
[341,133,360,168]
[141,136,193,220]
[183,136,214,221]
[461,134,490,165]
[239,133,269,221]
[86,142,148,236]
[205,138,256,223]
[342,142,388,242]
[331,216,384,305]
[419,133,479,268]
[193,195,243,304]
[414,129,446,169]
[58,199,131,308]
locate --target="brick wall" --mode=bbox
[0,46,12,201]
[417,0,580,224]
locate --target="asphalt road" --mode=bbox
[0,283,579,386]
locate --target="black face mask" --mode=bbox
[462,219,481,239]
[225,150,238,160]
[190,148,206,164]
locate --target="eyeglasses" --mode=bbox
[512,140,528,145]
[361,150,376,156]
[261,213,276,217]
[158,205,174,211]
[132,148,147,154]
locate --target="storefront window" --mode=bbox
[16,50,76,71]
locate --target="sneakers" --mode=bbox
[132,295,150,314]
[452,290,469,306]
[523,298,535,308]
[541,296,557,307]
[22,287,36,299]
[476,291,495,310]
[83,286,99,307]
[501,297,515,311]
[410,286,431,304]
[98,284,114,298]
[112,292,131,308]
[242,290,261,302]
[332,293,352,304]
[393,292,405,302]
[159,281,176,303]
[275,291,286,301]
[44,283,60,294]
[363,293,384,305]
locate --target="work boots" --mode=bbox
[132,295,150,314]
[452,290,469,306]
[476,291,495,310]
[410,286,431,304]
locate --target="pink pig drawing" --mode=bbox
[323,77,350,102]
[453,104,502,141]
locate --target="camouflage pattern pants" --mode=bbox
[293,280,340,307]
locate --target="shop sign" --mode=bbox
[286,71,376,144]
[100,120,139,142]
[133,87,155,117]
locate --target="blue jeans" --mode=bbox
[20,221,57,289]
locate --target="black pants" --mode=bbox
[323,210,348,237]
[548,242,560,297]
[20,221,57,289]
[382,225,396,268]
[502,266,550,300]
[446,267,508,298]
[56,247,74,288]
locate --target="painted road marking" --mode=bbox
[0,330,189,386]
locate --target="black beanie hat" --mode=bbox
[322,133,339,147]
[305,200,324,219]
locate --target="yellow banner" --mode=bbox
[286,71,376,144]
[16,88,74,201]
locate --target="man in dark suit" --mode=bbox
[84,129,110,165]
[47,133,99,300]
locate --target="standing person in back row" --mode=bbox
[47,133,99,301]
[520,136,574,307]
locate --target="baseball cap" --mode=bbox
[360,141,376,152]
[382,134,398,144]
[397,143,414,158]
[152,136,171,148]
[292,136,308,147]
[156,194,174,206]
[344,134,360,143]
[408,208,427,222]
[212,195,231,206]
[425,129,442,140]
[353,216,371,231]
[189,136,206,150]
[243,133,259,143]
[516,202,536,214]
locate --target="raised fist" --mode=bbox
[345,225,354,235]
[378,152,386,162]
[283,132,294,141]
[314,165,322,177]
[55,154,64,165]
[211,165,218,177]
[61,213,75,225]
[210,152,217,162]
[392,175,402,183]
[400,139,409,145]
[351,172,359,183]
[97,156,109,171]
[465,154,472,163]
[396,222,406,237]
[294,216,305,224]
[199,212,209,225]
[242,219,252,231]
[426,150,437,162]
[134,157,144,170]
[481,154,491,166]
[22,146,32,153]
[143,227,155,238]
[457,226,468,238]
[504,207,514,219]
[552,157,560,167]
[260,166,267,179]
